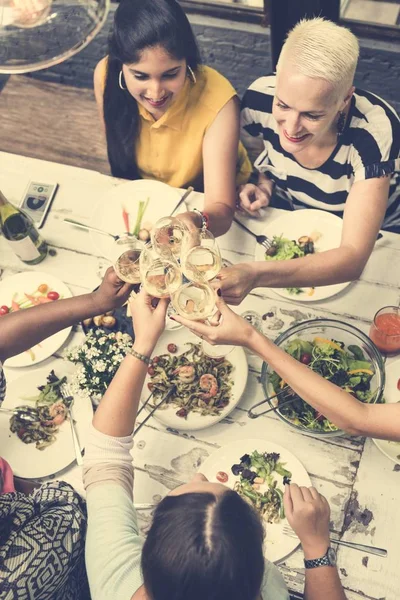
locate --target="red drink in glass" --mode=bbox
[369,306,400,355]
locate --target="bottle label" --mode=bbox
[7,238,41,261]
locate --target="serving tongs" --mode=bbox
[133,385,177,438]
[248,386,296,419]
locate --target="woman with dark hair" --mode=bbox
[83,290,343,600]
[94,0,251,236]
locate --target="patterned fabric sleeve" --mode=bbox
[0,362,6,407]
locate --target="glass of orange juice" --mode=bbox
[369,306,400,355]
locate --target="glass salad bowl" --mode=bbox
[260,319,385,438]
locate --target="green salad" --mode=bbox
[264,235,316,295]
[270,337,380,433]
[231,450,292,523]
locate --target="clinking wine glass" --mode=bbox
[180,229,222,282]
[151,217,188,259]
[171,281,233,358]
[112,235,145,284]
[139,243,182,298]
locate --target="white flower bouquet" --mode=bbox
[66,329,133,405]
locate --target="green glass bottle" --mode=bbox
[0,190,48,265]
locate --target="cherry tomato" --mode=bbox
[167,343,178,354]
[38,283,49,294]
[147,383,154,391]
[47,291,60,301]
[176,408,187,418]
[216,471,229,483]
[300,353,312,365]
[152,356,160,364]
[0,306,9,315]
[147,366,155,376]
[397,378,400,391]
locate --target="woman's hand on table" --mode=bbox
[237,175,274,217]
[215,263,259,305]
[172,292,258,348]
[92,267,134,313]
[284,484,331,558]
[129,289,169,356]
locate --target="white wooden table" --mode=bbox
[1,151,399,600]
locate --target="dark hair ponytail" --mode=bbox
[103,0,201,180]
[141,490,265,600]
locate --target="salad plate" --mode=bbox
[373,360,400,463]
[0,271,73,368]
[199,439,311,563]
[253,209,351,302]
[0,359,93,478]
[89,180,185,261]
[140,327,248,431]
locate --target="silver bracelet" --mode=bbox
[129,347,151,365]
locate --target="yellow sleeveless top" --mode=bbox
[98,59,251,188]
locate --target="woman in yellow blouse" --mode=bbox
[94,0,251,236]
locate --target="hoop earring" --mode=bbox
[119,70,127,91]
[187,65,197,84]
[337,111,346,136]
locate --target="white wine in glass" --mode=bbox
[151,217,187,258]
[140,244,182,298]
[171,281,216,321]
[181,229,222,282]
[113,235,144,284]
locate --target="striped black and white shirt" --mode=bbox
[0,362,5,406]
[241,75,400,233]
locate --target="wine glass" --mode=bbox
[151,217,187,258]
[180,229,222,282]
[139,244,182,298]
[171,281,234,358]
[112,235,145,284]
[171,281,216,321]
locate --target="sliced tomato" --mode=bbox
[216,471,229,483]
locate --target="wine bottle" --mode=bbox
[0,190,48,265]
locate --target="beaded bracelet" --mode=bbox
[129,347,151,365]
[192,208,209,231]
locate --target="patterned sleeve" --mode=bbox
[0,361,6,406]
[350,93,400,183]
[240,76,275,166]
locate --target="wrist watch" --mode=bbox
[304,546,337,569]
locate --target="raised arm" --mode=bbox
[178,97,240,238]
[0,268,132,363]
[217,177,390,304]
[173,293,400,441]
[92,292,168,437]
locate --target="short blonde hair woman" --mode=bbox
[219,18,400,305]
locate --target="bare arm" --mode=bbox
[0,268,132,363]
[284,485,347,600]
[218,177,390,304]
[92,293,168,437]
[253,177,389,286]
[200,96,240,237]
[173,293,400,441]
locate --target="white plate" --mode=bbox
[140,328,248,431]
[0,272,73,368]
[199,439,311,563]
[373,360,400,463]
[253,209,350,301]
[90,180,183,261]
[0,360,93,478]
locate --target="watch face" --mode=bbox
[327,547,337,566]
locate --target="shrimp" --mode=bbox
[199,374,218,400]
[42,401,68,426]
[174,365,196,383]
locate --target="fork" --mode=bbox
[233,217,272,251]
[282,525,387,557]
[61,384,83,466]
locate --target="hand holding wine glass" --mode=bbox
[112,235,145,284]
[140,244,182,298]
[181,229,222,282]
